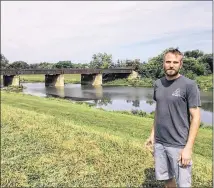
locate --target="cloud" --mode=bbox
[1,1,212,63]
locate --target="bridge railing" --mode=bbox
[0,68,133,75]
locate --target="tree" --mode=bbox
[139,50,165,79]
[184,50,204,59]
[29,63,39,69]
[0,54,9,69]
[80,63,89,68]
[132,59,141,71]
[38,62,54,69]
[116,59,121,67]
[54,61,74,69]
[180,57,205,76]
[8,61,29,69]
[198,54,213,74]
[89,53,113,68]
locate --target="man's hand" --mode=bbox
[144,136,154,154]
[178,147,192,167]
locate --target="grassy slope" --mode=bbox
[1,91,212,187]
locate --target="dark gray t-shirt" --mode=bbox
[153,75,201,148]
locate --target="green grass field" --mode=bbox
[1,91,212,187]
[0,74,80,85]
[19,74,81,84]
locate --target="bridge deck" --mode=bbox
[0,68,133,75]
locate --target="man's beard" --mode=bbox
[164,68,179,77]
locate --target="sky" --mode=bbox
[1,1,212,64]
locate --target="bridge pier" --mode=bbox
[128,70,140,80]
[81,74,102,86]
[3,75,20,87]
[45,74,64,87]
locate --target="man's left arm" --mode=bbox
[179,81,201,167]
[180,107,201,166]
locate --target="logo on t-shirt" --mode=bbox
[172,88,181,97]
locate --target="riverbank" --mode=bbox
[103,77,154,87]
[104,75,213,91]
[1,91,212,187]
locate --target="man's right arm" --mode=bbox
[145,105,156,147]
[150,106,157,143]
[145,80,157,147]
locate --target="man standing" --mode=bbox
[145,48,201,188]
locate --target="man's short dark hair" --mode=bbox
[163,48,184,63]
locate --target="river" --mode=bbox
[22,83,213,125]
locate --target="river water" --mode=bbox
[22,83,213,125]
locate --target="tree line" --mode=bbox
[1,48,212,80]
[139,48,213,79]
[0,52,139,70]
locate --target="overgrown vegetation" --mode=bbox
[103,78,154,87]
[196,75,213,91]
[103,75,212,91]
[1,91,212,187]
[1,85,25,92]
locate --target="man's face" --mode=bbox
[163,53,183,77]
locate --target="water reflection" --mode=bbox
[132,99,140,107]
[94,98,112,106]
[201,102,213,112]
[94,86,103,98]
[94,98,155,109]
[45,86,65,98]
[21,83,213,125]
[146,99,155,105]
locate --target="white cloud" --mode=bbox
[1,1,212,63]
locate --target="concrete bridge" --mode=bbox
[0,68,138,87]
